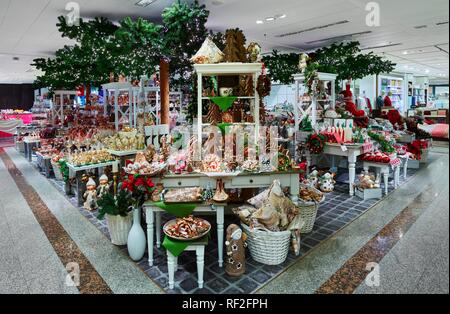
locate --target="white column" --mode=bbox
[295,80,300,130]
[197,73,203,156]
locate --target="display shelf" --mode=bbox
[52,90,79,126]
[292,72,337,130]
[194,63,263,153]
[102,82,135,131]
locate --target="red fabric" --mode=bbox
[384,96,392,107]
[366,98,373,113]
[387,109,402,126]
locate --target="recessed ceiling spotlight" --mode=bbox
[12,57,20,62]
[135,0,157,7]
[266,17,275,22]
[403,51,408,55]
[425,69,430,73]
[278,14,287,19]
[256,20,264,24]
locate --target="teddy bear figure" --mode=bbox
[225,224,247,277]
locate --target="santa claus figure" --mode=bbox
[340,82,365,117]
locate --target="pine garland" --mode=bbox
[368,131,395,153]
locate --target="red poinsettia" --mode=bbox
[119,174,155,208]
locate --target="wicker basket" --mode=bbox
[241,223,291,265]
[298,184,324,234]
[298,203,319,234]
[51,161,63,181]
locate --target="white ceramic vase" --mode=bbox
[106,212,133,246]
[127,207,147,261]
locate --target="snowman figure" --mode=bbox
[319,173,336,193]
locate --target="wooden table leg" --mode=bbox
[196,246,205,289]
[146,207,155,267]
[348,155,357,196]
[155,211,161,249]
[167,251,176,290]
[215,205,225,268]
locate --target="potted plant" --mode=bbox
[97,190,133,246]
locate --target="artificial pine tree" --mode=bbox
[206,103,222,125]
[223,29,247,63]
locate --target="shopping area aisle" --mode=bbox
[259,147,449,294]
[0,147,162,294]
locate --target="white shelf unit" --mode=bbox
[292,72,337,129]
[131,87,184,126]
[102,82,135,131]
[193,63,263,153]
[52,90,78,126]
[379,76,405,112]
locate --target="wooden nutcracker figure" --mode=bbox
[225,224,247,277]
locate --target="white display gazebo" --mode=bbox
[52,90,79,126]
[293,72,338,130]
[194,63,263,153]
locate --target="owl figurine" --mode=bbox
[225,224,247,277]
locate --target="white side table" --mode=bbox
[363,162,400,195]
[144,203,225,267]
[167,244,205,290]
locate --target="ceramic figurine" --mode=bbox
[298,53,309,73]
[83,178,98,211]
[247,42,262,63]
[319,173,336,193]
[151,183,164,202]
[306,170,319,188]
[213,179,229,203]
[225,224,247,277]
[97,174,110,198]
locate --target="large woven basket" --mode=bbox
[298,203,319,234]
[241,223,291,266]
[298,184,324,234]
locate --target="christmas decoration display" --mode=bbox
[164,216,210,240]
[360,151,393,164]
[247,42,262,63]
[318,173,336,193]
[206,103,222,125]
[306,133,327,154]
[84,178,98,211]
[368,131,395,154]
[225,224,247,277]
[223,28,247,63]
[340,83,365,117]
[191,37,225,64]
[239,75,254,97]
[97,174,111,199]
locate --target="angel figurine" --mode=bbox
[298,53,310,73]
[97,174,111,198]
[83,178,98,211]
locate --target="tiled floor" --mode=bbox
[39,157,420,294]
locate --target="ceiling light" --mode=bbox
[425,69,430,73]
[403,51,408,55]
[256,20,264,24]
[278,14,287,19]
[12,57,20,62]
[266,17,275,22]
[135,0,157,7]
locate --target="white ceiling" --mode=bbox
[0,0,448,84]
